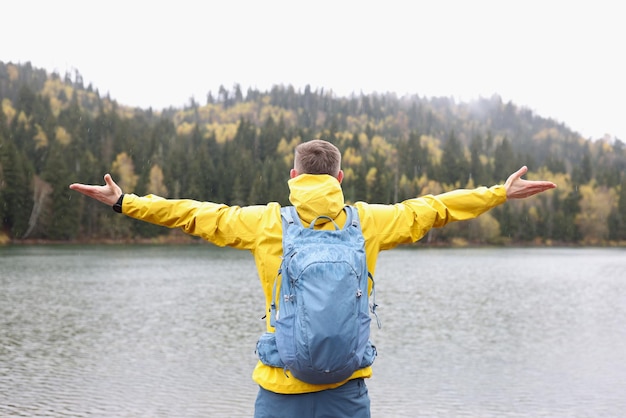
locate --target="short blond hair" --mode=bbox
[294,139,341,176]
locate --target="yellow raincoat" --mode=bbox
[122,174,507,394]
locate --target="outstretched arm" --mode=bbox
[505,166,556,199]
[69,174,123,206]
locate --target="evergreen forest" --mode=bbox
[1,61,625,245]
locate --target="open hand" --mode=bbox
[505,166,557,199]
[69,174,123,206]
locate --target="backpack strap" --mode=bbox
[280,206,301,253]
[345,205,359,229]
[281,206,297,227]
[269,206,299,328]
[345,206,381,328]
[369,272,381,329]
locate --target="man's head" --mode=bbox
[291,139,343,182]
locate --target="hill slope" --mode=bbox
[1,61,625,244]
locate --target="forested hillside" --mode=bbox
[1,61,625,245]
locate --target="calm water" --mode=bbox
[1,245,625,417]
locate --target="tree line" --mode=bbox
[1,61,625,245]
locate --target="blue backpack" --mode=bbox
[256,205,378,385]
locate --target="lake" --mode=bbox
[1,245,625,417]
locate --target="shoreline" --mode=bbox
[3,228,625,248]
[4,237,625,248]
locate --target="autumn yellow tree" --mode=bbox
[576,183,616,244]
[148,164,168,197]
[111,152,138,193]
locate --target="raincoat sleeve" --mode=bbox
[121,193,275,249]
[359,185,507,250]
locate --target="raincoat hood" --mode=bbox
[288,174,345,225]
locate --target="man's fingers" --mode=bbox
[505,165,557,199]
[104,174,118,191]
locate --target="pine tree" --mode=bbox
[493,137,516,182]
[40,143,80,239]
[469,134,488,186]
[398,131,429,181]
[572,145,592,184]
[440,131,469,186]
[0,137,33,238]
[614,179,626,240]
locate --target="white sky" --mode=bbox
[3,0,624,140]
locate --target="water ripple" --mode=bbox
[2,245,626,417]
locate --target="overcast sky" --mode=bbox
[3,0,624,140]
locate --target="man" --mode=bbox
[70,139,556,417]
